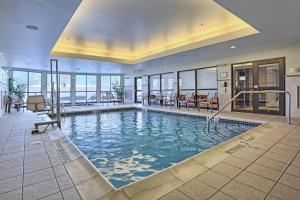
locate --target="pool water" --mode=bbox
[61,109,258,188]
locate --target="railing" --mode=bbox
[206,90,292,132]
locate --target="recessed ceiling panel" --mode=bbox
[51,0,259,64]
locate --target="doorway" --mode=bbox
[232,57,285,115]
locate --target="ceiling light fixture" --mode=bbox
[229,45,236,49]
[25,25,39,31]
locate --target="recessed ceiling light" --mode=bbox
[25,25,39,31]
[230,45,236,49]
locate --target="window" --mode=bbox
[135,77,142,103]
[87,75,97,102]
[178,70,195,98]
[13,71,28,101]
[76,75,96,103]
[197,67,217,98]
[161,73,174,97]
[100,75,122,101]
[28,72,41,96]
[47,74,71,104]
[13,71,41,101]
[149,74,160,95]
[76,75,86,103]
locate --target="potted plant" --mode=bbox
[11,82,26,102]
[112,83,124,100]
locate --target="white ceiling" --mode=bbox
[136,0,300,69]
[52,0,257,64]
[1,0,300,73]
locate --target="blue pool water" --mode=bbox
[61,109,258,188]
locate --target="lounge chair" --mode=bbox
[27,95,50,113]
[105,91,124,105]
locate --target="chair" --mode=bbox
[187,94,199,109]
[105,91,124,105]
[27,95,50,113]
[198,93,219,112]
[149,94,157,105]
[197,94,209,110]
[178,94,187,109]
[164,93,177,107]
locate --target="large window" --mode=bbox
[47,74,71,104]
[149,74,160,95]
[13,71,41,101]
[76,75,96,103]
[178,67,218,99]
[100,75,122,101]
[178,70,196,98]
[135,77,142,103]
[161,73,174,97]
[197,67,217,98]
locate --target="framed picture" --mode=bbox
[220,72,228,79]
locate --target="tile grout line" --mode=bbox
[263,150,300,200]
[205,125,297,200]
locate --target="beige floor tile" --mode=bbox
[255,157,288,172]
[197,170,230,190]
[221,180,266,200]
[0,188,22,200]
[40,192,63,200]
[262,152,294,164]
[158,190,191,200]
[23,178,60,200]
[0,151,24,161]
[211,162,242,179]
[57,175,74,191]
[264,195,281,200]
[209,192,235,200]
[178,179,217,200]
[268,147,297,157]
[278,173,300,191]
[246,163,282,181]
[235,171,275,193]
[0,158,23,171]
[24,168,55,186]
[292,157,300,167]
[222,156,251,169]
[53,165,68,177]
[0,165,23,181]
[270,183,300,200]
[274,143,299,152]
[61,187,81,200]
[232,151,260,162]
[286,164,300,178]
[0,175,23,195]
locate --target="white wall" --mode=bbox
[136,42,300,118]
[0,67,8,116]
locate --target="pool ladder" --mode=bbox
[206,90,292,133]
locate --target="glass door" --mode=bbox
[134,77,142,103]
[232,58,285,115]
[254,58,285,115]
[232,63,254,112]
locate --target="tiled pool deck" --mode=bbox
[0,105,299,200]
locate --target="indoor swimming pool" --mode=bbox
[61,109,259,188]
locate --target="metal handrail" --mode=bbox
[207,90,292,131]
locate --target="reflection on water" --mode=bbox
[61,109,256,188]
